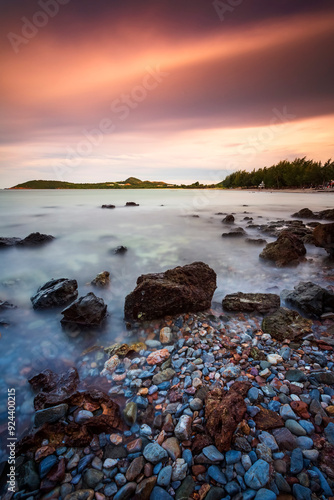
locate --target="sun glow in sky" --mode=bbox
[1,0,334,187]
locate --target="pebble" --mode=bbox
[143,442,168,464]
[203,445,224,462]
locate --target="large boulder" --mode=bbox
[292,208,316,218]
[205,381,251,452]
[61,292,107,326]
[0,232,54,247]
[259,230,306,267]
[261,307,312,341]
[31,278,78,309]
[222,292,280,314]
[282,281,334,318]
[124,262,217,321]
[319,209,334,220]
[313,223,334,257]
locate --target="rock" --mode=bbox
[324,422,334,445]
[113,482,137,500]
[0,299,16,309]
[222,214,235,223]
[285,420,306,436]
[225,450,241,464]
[175,415,192,441]
[285,369,307,383]
[205,381,251,451]
[259,231,306,267]
[91,271,110,287]
[253,407,284,430]
[267,354,283,365]
[280,404,298,421]
[244,459,270,490]
[313,371,334,384]
[31,278,78,309]
[255,489,277,500]
[222,227,246,237]
[292,484,311,500]
[83,469,104,488]
[75,410,93,424]
[152,368,175,385]
[64,490,95,500]
[204,487,225,500]
[34,404,68,427]
[246,238,267,245]
[208,465,227,484]
[172,458,188,481]
[124,261,217,321]
[261,307,312,342]
[203,445,225,462]
[143,442,168,464]
[292,208,316,218]
[126,202,139,206]
[147,349,170,365]
[39,454,58,478]
[162,437,181,460]
[313,222,334,257]
[150,486,174,500]
[29,367,79,410]
[123,402,137,426]
[175,476,195,500]
[126,456,145,481]
[160,327,173,344]
[222,292,280,314]
[290,448,304,474]
[19,232,55,246]
[134,476,157,499]
[101,204,115,209]
[0,236,22,247]
[113,245,128,254]
[272,428,297,451]
[157,465,172,487]
[282,281,334,318]
[61,292,107,326]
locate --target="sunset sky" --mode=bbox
[1,0,334,188]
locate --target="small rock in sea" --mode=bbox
[101,204,115,208]
[125,202,139,206]
[31,278,78,309]
[61,292,107,326]
[222,214,235,223]
[113,245,128,254]
[91,271,110,287]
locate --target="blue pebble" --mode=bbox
[235,462,245,476]
[247,406,261,417]
[208,465,227,485]
[157,381,171,390]
[124,430,132,437]
[248,420,256,429]
[255,488,277,500]
[153,462,163,474]
[127,452,142,460]
[225,450,242,465]
[292,484,312,500]
[311,466,333,497]
[39,455,58,478]
[71,474,81,485]
[243,489,257,500]
[290,448,303,475]
[268,401,281,412]
[298,420,314,435]
[249,451,258,464]
[325,422,334,446]
[77,453,94,473]
[226,465,234,481]
[182,449,193,467]
[225,481,241,496]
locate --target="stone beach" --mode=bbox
[0,198,334,500]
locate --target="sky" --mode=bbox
[1,0,334,188]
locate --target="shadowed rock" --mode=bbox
[124,261,217,321]
[223,292,280,314]
[61,292,107,326]
[259,230,306,267]
[31,278,78,309]
[282,281,334,318]
[0,232,54,248]
[313,222,334,257]
[262,307,312,341]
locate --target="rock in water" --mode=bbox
[124,261,217,321]
[205,381,251,452]
[18,232,55,246]
[282,281,334,318]
[259,230,306,267]
[261,307,312,341]
[313,222,334,257]
[90,271,110,287]
[61,292,107,326]
[101,204,115,208]
[292,208,316,218]
[222,292,280,314]
[31,278,78,308]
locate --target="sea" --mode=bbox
[0,188,333,448]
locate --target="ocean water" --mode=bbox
[0,188,333,445]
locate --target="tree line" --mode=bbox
[219,157,334,189]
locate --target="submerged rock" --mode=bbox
[205,381,251,452]
[90,271,110,287]
[113,245,128,254]
[61,292,107,326]
[313,222,334,257]
[222,227,246,237]
[282,281,334,318]
[292,208,316,218]
[124,261,217,321]
[101,204,115,209]
[0,232,54,248]
[125,202,139,206]
[222,214,235,223]
[31,278,78,309]
[259,230,306,267]
[222,292,280,314]
[261,307,312,341]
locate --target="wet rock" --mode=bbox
[147,348,170,365]
[39,454,58,478]
[61,292,107,326]
[152,368,175,385]
[222,214,235,223]
[126,455,145,481]
[282,281,334,318]
[29,367,79,410]
[34,404,68,427]
[0,299,16,309]
[0,236,22,247]
[222,227,246,237]
[172,458,188,481]
[290,448,304,474]
[134,476,157,499]
[313,371,334,384]
[259,231,306,267]
[205,381,251,451]
[222,292,280,314]
[262,307,312,341]
[313,222,334,257]
[292,208,316,219]
[31,278,78,309]
[246,238,267,245]
[124,261,217,321]
[292,484,312,500]
[19,232,55,246]
[101,204,115,209]
[114,482,137,500]
[126,202,139,206]
[91,271,110,287]
[255,489,277,500]
[113,245,128,254]
[160,326,173,344]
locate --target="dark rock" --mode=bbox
[113,482,137,500]
[292,484,312,500]
[314,371,334,384]
[175,475,195,500]
[126,455,145,481]
[113,245,128,254]
[253,406,284,430]
[134,476,157,499]
[39,454,58,478]
[223,292,280,314]
[282,281,334,318]
[61,292,107,326]
[313,222,334,257]
[0,236,22,247]
[272,428,297,451]
[124,261,217,321]
[29,367,79,410]
[261,307,312,341]
[246,238,267,245]
[292,208,316,218]
[204,487,225,500]
[319,208,334,220]
[17,460,40,491]
[0,299,16,309]
[64,491,94,500]
[285,369,307,383]
[34,403,68,427]
[31,278,78,309]
[150,486,174,500]
[126,202,139,206]
[19,232,55,246]
[222,214,235,223]
[222,227,246,237]
[259,230,306,267]
[83,469,104,488]
[101,204,115,208]
[205,380,251,452]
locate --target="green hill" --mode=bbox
[10,178,175,190]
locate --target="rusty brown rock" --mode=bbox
[259,230,306,267]
[29,367,79,411]
[313,222,334,257]
[205,381,251,452]
[253,406,284,430]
